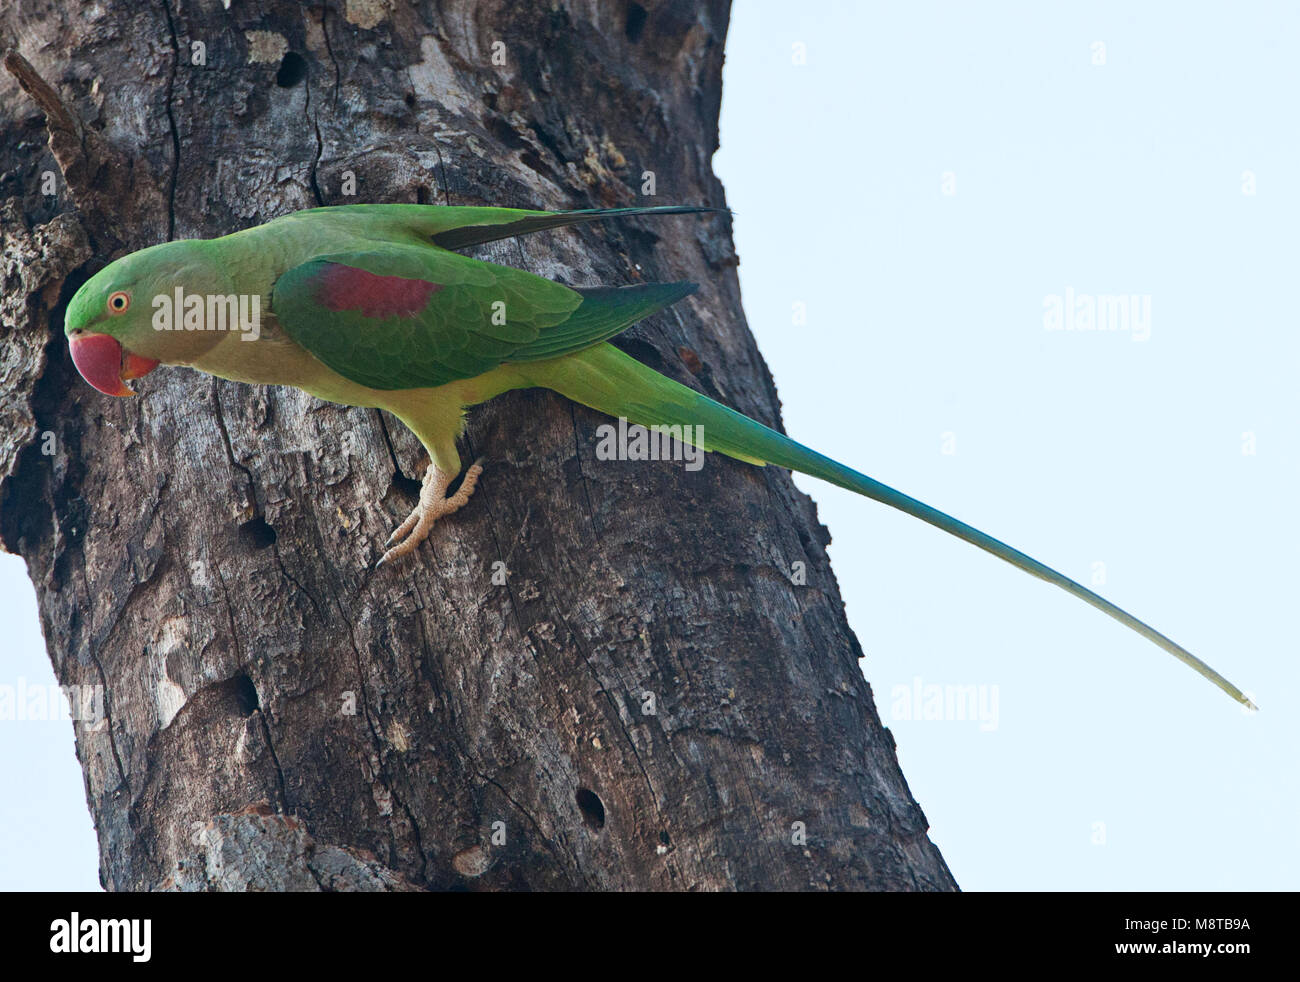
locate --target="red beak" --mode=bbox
[69,333,160,397]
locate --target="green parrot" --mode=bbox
[62,203,1253,708]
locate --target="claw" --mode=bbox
[374,459,486,568]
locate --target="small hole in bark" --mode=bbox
[276,52,308,87]
[404,91,416,107]
[519,149,553,178]
[625,2,648,42]
[392,472,422,499]
[575,788,605,830]
[232,675,260,716]
[488,115,529,151]
[613,336,668,374]
[238,516,277,550]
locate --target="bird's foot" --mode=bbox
[376,459,485,567]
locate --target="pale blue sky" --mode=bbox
[714,0,1297,889]
[1,1,1295,890]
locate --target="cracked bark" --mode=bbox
[0,0,957,891]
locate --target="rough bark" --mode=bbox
[0,0,956,891]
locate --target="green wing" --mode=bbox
[425,205,725,251]
[271,245,694,390]
[283,203,723,252]
[506,281,697,362]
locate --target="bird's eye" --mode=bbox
[107,291,130,314]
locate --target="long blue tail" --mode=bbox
[526,343,1255,708]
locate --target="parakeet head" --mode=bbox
[64,240,232,396]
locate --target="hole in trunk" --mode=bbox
[276,52,308,87]
[238,516,277,550]
[625,3,648,42]
[232,675,260,716]
[575,788,606,830]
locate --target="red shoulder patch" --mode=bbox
[315,263,441,318]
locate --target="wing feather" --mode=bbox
[273,246,695,390]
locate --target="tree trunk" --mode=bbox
[0,0,956,891]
